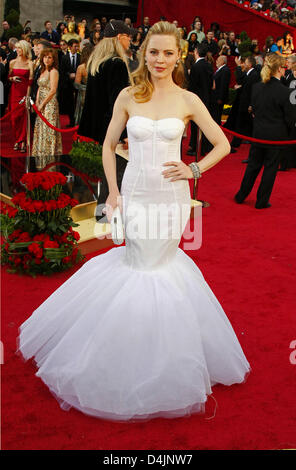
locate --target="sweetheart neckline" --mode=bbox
[127,116,185,127]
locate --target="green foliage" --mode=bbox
[238,30,252,58]
[4,0,20,19]
[69,141,104,179]
[5,8,23,40]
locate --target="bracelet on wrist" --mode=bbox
[189,162,202,179]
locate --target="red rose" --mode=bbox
[44,240,59,249]
[62,256,71,264]
[33,200,44,212]
[28,242,40,254]
[73,231,80,241]
[18,232,31,242]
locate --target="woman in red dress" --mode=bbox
[8,40,33,152]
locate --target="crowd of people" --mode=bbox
[0,13,295,205]
[235,0,296,27]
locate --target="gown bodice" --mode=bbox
[124,116,188,194]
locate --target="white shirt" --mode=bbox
[195,57,205,64]
[246,67,254,76]
[215,64,226,73]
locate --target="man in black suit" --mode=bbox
[59,39,80,127]
[234,67,296,209]
[231,56,261,153]
[5,38,17,73]
[213,55,231,124]
[187,42,214,156]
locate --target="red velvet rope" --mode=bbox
[43,162,101,197]
[32,103,79,133]
[31,102,296,146]
[0,101,25,121]
[221,126,296,145]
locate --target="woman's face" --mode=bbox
[95,22,101,31]
[190,33,197,42]
[43,53,54,68]
[145,34,180,80]
[16,46,23,57]
[118,33,131,51]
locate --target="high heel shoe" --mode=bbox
[13,142,20,151]
[20,142,26,153]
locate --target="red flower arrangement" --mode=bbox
[0,171,84,276]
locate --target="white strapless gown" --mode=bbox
[17,117,250,421]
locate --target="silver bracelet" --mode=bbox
[189,162,202,179]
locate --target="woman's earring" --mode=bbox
[175,60,180,68]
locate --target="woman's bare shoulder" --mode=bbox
[117,86,134,103]
[180,88,201,106]
[50,67,59,76]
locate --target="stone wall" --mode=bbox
[20,0,63,33]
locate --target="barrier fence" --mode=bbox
[1,96,295,200]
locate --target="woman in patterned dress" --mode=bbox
[32,48,62,170]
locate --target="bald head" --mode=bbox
[216,55,227,68]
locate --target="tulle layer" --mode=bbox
[17,246,250,421]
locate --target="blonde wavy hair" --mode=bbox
[87,36,130,79]
[15,40,32,60]
[131,21,185,103]
[261,53,286,83]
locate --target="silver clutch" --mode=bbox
[110,207,124,245]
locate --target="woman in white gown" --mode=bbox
[17,22,250,422]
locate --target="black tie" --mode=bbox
[71,55,75,70]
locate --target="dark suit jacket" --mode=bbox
[213,65,230,104]
[5,49,17,77]
[31,64,41,103]
[78,56,129,144]
[251,77,296,147]
[238,68,261,115]
[40,30,60,45]
[281,70,295,88]
[188,58,213,108]
[60,52,81,83]
[201,39,219,56]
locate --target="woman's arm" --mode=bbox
[102,88,129,220]
[74,64,82,84]
[162,92,230,182]
[27,61,34,96]
[187,92,230,173]
[38,69,59,111]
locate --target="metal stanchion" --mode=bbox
[25,97,31,173]
[193,128,210,208]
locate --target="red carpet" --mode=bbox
[0,114,75,159]
[2,143,296,450]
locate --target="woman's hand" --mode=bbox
[37,103,44,112]
[162,161,194,182]
[104,192,122,222]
